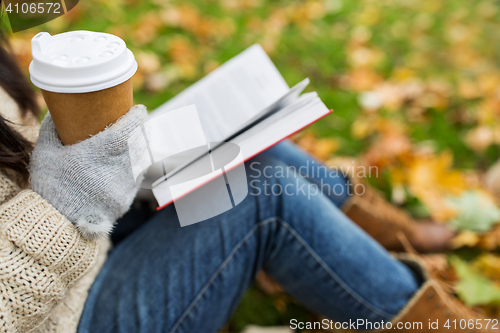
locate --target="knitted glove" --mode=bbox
[30,105,148,240]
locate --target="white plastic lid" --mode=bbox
[29,30,138,93]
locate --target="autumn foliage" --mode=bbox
[6,0,500,328]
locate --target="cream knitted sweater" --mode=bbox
[0,87,110,333]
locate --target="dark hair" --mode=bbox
[0,25,40,183]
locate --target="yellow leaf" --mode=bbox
[474,254,500,281]
[312,138,340,161]
[392,67,415,81]
[403,151,467,221]
[389,167,406,185]
[458,80,481,99]
[451,231,480,248]
[478,73,500,95]
[408,151,466,198]
[351,116,374,139]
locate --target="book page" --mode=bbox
[161,79,310,179]
[232,78,310,134]
[151,44,289,142]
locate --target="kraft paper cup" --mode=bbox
[40,78,133,145]
[29,31,138,145]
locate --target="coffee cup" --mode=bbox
[29,30,138,145]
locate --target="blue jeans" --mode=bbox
[78,140,419,333]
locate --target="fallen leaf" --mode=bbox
[312,138,340,161]
[451,231,480,249]
[474,254,500,281]
[478,225,500,251]
[407,151,467,200]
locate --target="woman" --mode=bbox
[0,28,493,333]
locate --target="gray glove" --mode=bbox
[30,105,148,240]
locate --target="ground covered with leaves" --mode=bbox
[6,0,500,331]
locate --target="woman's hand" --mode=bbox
[30,105,148,239]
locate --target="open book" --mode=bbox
[138,44,331,214]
